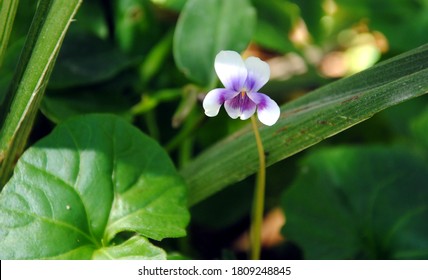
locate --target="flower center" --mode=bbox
[227,90,254,113]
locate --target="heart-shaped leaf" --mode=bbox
[281,146,428,259]
[0,114,189,259]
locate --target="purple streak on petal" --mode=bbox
[224,92,257,120]
[231,76,245,92]
[241,93,257,113]
[245,76,257,92]
[239,95,257,120]
[224,95,241,119]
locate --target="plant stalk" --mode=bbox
[249,115,266,260]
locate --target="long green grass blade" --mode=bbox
[181,44,428,206]
[0,0,82,187]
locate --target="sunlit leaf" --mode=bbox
[0,114,189,259]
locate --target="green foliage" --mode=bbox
[0,114,189,259]
[281,145,428,259]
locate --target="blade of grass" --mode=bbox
[0,0,19,68]
[0,0,82,187]
[181,44,428,206]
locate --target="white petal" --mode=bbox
[247,92,280,126]
[215,51,247,91]
[203,88,239,117]
[244,56,270,92]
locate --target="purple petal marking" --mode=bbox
[224,92,257,120]
[245,76,257,92]
[230,76,246,92]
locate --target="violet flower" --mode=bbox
[203,50,280,126]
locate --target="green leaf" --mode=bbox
[173,0,256,86]
[181,44,428,206]
[48,34,135,89]
[0,114,189,259]
[281,146,428,259]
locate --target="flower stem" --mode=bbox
[250,115,266,260]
